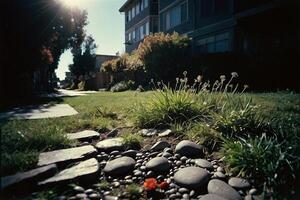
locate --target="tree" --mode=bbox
[69,35,97,89]
[0,0,87,100]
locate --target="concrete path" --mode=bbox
[0,104,78,120]
[41,89,97,98]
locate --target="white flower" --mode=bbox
[231,72,238,78]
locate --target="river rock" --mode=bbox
[66,130,100,141]
[208,179,241,200]
[39,158,99,187]
[38,145,97,166]
[228,177,250,189]
[122,150,138,158]
[195,159,213,169]
[175,140,204,157]
[200,194,228,200]
[96,138,124,152]
[174,167,210,189]
[146,157,170,173]
[103,156,135,177]
[151,141,170,151]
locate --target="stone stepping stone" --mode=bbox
[150,141,170,151]
[158,129,172,137]
[208,179,242,200]
[39,158,99,187]
[175,140,205,158]
[146,157,170,173]
[200,194,228,200]
[0,164,57,191]
[66,130,100,141]
[228,177,251,189]
[38,145,97,167]
[138,129,157,137]
[96,138,124,152]
[174,167,210,189]
[103,156,135,177]
[195,159,213,170]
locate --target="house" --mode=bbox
[119,0,159,53]
[120,0,299,90]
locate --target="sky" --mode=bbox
[56,0,126,80]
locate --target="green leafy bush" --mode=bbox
[137,32,190,83]
[101,33,190,86]
[110,80,135,92]
[77,81,85,91]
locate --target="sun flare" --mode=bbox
[59,0,86,8]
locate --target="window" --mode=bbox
[146,22,149,35]
[132,30,136,41]
[141,0,144,11]
[164,2,188,30]
[143,0,148,8]
[196,32,230,53]
[181,3,188,22]
[135,27,140,41]
[215,0,230,15]
[128,10,131,21]
[131,7,135,19]
[136,3,140,15]
[201,0,230,17]
[139,25,144,40]
[129,32,131,41]
[125,12,129,22]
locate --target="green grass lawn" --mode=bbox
[1,91,300,183]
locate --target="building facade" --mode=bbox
[119,0,159,53]
[120,0,299,89]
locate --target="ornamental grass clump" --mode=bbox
[221,133,300,199]
[133,72,213,128]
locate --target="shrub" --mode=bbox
[110,80,135,92]
[220,134,300,198]
[137,32,190,82]
[77,81,85,91]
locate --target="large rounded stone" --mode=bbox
[195,159,213,169]
[96,138,124,152]
[146,157,170,173]
[200,194,228,200]
[150,141,170,151]
[208,179,241,200]
[175,140,204,157]
[228,177,250,189]
[174,167,210,189]
[103,157,135,177]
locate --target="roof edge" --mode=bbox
[119,0,134,12]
